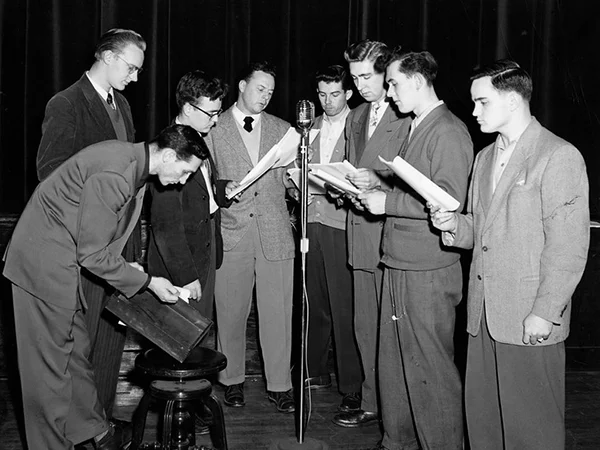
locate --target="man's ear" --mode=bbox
[508,92,520,111]
[345,90,353,101]
[414,73,425,90]
[161,148,177,163]
[239,80,247,93]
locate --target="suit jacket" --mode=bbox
[307,114,348,230]
[381,104,473,271]
[345,101,411,270]
[36,73,135,181]
[3,141,149,310]
[205,107,295,261]
[146,153,225,289]
[450,118,589,345]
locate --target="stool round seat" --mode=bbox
[135,346,227,379]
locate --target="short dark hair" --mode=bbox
[379,50,438,86]
[150,124,209,161]
[94,28,146,60]
[344,40,388,74]
[471,59,533,102]
[315,65,352,91]
[176,70,229,111]
[238,61,277,84]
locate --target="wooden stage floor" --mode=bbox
[1,371,600,449]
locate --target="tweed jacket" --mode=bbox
[3,141,149,310]
[449,118,589,345]
[307,114,349,230]
[381,104,473,271]
[345,101,411,270]
[204,106,295,261]
[36,74,135,181]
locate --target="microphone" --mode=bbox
[296,100,315,131]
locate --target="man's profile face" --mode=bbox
[107,43,145,91]
[157,151,202,186]
[317,81,350,118]
[349,60,385,103]
[188,96,223,135]
[238,70,275,115]
[385,62,418,114]
[470,76,511,134]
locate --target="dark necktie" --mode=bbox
[106,92,116,110]
[243,116,254,132]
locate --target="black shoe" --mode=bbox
[267,389,295,413]
[195,405,213,435]
[332,410,378,428]
[93,419,132,450]
[338,391,361,413]
[224,383,245,407]
[304,374,332,390]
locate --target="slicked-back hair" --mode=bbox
[94,28,146,60]
[176,70,229,111]
[150,124,209,161]
[315,65,352,91]
[237,61,277,84]
[380,50,438,86]
[471,59,533,102]
[344,40,389,74]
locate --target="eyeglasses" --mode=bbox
[190,103,222,119]
[115,54,144,75]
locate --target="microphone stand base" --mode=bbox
[269,437,330,450]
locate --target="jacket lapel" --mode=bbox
[78,75,118,140]
[359,104,402,167]
[311,116,323,164]
[218,108,253,166]
[482,119,542,233]
[351,106,370,163]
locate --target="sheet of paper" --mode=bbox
[310,168,361,196]
[286,168,328,195]
[378,155,461,211]
[174,286,191,303]
[226,127,318,199]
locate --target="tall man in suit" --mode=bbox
[148,70,233,319]
[359,50,473,450]
[302,65,363,413]
[332,40,410,428]
[3,125,206,450]
[204,61,296,413]
[35,28,146,422]
[430,60,589,450]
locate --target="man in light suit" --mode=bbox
[301,65,363,414]
[36,28,146,423]
[204,61,296,413]
[3,125,206,450]
[359,50,473,450]
[332,40,411,428]
[430,60,589,449]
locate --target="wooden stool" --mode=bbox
[131,346,228,450]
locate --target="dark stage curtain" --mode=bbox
[1,0,598,214]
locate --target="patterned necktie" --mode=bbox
[370,103,380,128]
[243,116,254,132]
[106,92,116,110]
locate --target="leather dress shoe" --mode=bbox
[224,382,245,407]
[267,389,295,413]
[304,374,332,390]
[93,419,132,449]
[332,410,378,428]
[338,391,361,413]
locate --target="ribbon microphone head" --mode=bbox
[296,100,315,130]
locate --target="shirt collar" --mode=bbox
[232,103,262,128]
[413,100,444,129]
[86,72,113,103]
[323,105,350,125]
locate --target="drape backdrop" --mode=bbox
[1,0,598,215]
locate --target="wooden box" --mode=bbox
[106,291,212,363]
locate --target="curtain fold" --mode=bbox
[1,0,598,215]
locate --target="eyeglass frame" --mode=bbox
[115,53,144,76]
[189,103,223,119]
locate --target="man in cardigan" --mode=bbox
[204,61,296,413]
[430,60,589,450]
[358,50,473,449]
[301,65,363,414]
[35,28,146,423]
[333,39,410,428]
[4,125,205,450]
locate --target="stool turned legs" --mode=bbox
[203,393,228,450]
[131,391,153,449]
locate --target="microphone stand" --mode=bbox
[270,126,329,450]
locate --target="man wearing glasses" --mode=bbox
[35,28,146,443]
